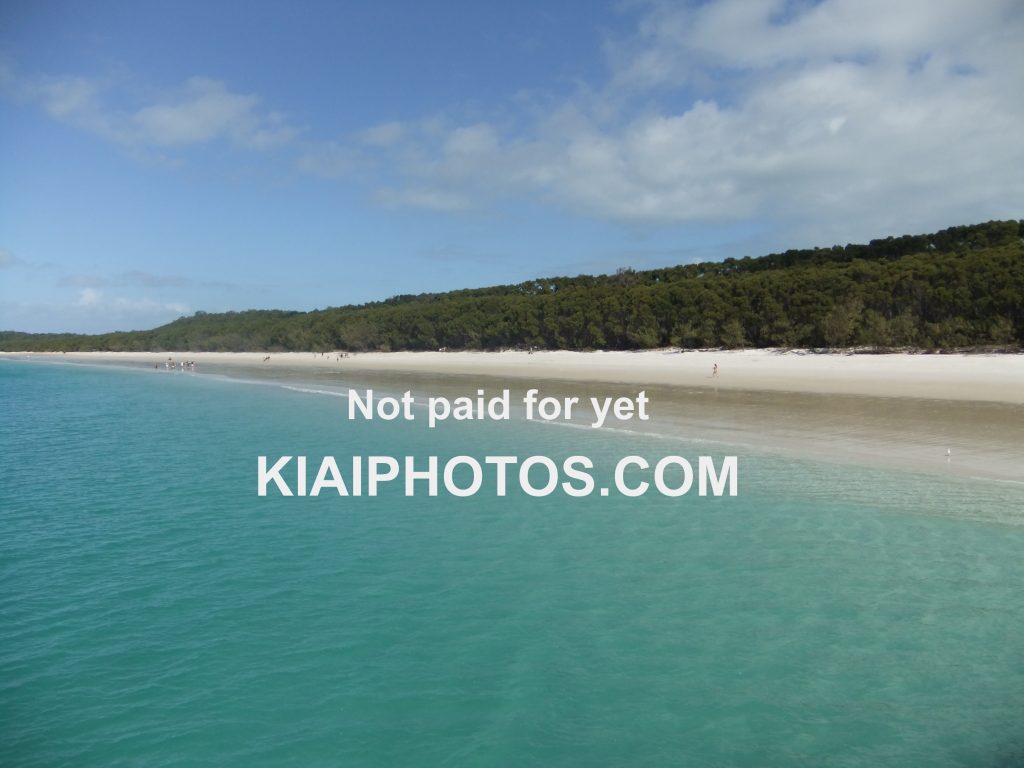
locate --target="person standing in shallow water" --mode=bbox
[713,363,719,378]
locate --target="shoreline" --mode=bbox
[4,348,1023,405]
[4,349,1022,483]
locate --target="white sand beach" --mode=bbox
[5,348,1022,482]
[8,349,1024,405]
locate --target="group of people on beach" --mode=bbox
[307,352,354,361]
[157,358,196,371]
[149,352,723,380]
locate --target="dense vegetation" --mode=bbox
[3,220,1022,353]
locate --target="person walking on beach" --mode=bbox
[712,363,719,378]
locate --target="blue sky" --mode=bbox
[1,0,1022,333]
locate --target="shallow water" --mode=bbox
[2,360,1023,766]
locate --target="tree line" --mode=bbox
[2,220,1021,353]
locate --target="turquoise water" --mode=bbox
[2,360,1023,766]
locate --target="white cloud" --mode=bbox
[341,0,1024,239]
[22,75,122,141]
[75,287,102,306]
[609,0,1020,88]
[2,292,192,333]
[130,77,294,149]
[362,121,406,147]
[443,123,500,157]
[70,284,189,316]
[37,76,100,119]
[18,2,1016,241]
[17,73,295,151]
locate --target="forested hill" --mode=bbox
[3,219,1022,353]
